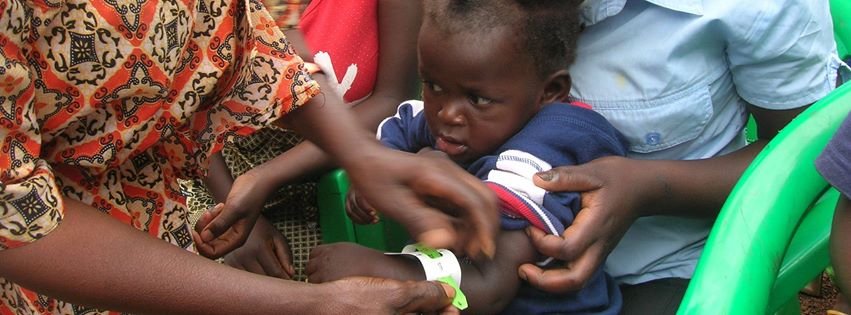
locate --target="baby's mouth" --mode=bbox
[435,136,468,156]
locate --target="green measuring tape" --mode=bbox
[410,244,469,310]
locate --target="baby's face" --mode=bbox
[418,23,545,164]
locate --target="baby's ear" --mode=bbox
[540,69,572,104]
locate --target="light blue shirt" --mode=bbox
[570,0,841,285]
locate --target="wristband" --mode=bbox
[387,244,468,310]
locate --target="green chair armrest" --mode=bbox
[677,82,851,314]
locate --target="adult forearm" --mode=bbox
[250,140,333,187]
[632,141,766,217]
[280,93,383,171]
[0,199,318,315]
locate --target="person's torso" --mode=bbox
[571,0,837,284]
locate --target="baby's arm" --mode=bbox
[307,230,535,314]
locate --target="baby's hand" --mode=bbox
[345,189,380,225]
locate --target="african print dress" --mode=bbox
[0,0,318,312]
[182,0,380,281]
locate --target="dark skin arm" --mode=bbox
[196,0,423,259]
[831,195,851,297]
[519,105,808,293]
[308,230,536,315]
[0,70,492,314]
[0,198,458,314]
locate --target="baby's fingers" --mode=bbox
[346,191,379,224]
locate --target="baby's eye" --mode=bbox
[469,95,493,105]
[424,81,444,93]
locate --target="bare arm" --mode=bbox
[831,195,851,296]
[0,198,319,314]
[260,0,422,186]
[600,105,805,219]
[636,105,806,217]
[308,230,534,314]
[0,197,463,314]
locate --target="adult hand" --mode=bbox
[345,148,499,258]
[222,216,294,279]
[518,156,641,293]
[321,277,460,315]
[194,169,274,258]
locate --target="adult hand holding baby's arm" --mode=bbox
[519,156,644,293]
[344,148,499,257]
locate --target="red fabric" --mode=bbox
[299,0,379,103]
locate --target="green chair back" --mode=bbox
[317,169,409,252]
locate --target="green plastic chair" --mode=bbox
[834,0,850,60]
[677,81,851,314]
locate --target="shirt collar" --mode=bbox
[579,0,703,26]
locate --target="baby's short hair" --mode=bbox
[424,0,581,78]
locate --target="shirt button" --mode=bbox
[645,132,661,145]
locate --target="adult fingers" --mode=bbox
[194,203,223,234]
[370,185,460,252]
[256,243,290,280]
[518,228,605,293]
[519,227,603,293]
[413,170,498,257]
[392,280,457,314]
[271,236,295,278]
[191,230,216,258]
[517,253,599,293]
[199,203,246,243]
[533,165,602,192]
[199,222,253,258]
[523,227,576,261]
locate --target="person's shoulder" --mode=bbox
[530,102,628,152]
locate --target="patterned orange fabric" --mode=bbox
[0,0,319,312]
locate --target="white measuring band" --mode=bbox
[386,244,462,285]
